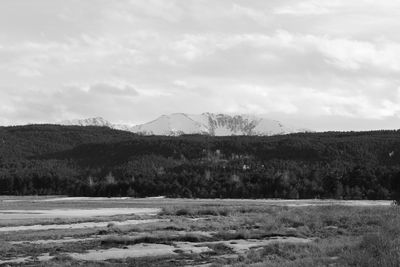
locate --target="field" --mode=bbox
[0,197,399,267]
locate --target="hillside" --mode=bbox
[0,125,137,159]
[0,125,400,199]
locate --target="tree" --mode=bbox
[391,172,400,204]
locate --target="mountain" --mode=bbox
[61,113,307,136]
[130,113,304,136]
[130,113,208,136]
[61,117,113,128]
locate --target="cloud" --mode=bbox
[168,30,400,75]
[274,1,333,15]
[89,83,139,96]
[304,36,400,72]
[1,0,400,130]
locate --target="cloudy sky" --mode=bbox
[1,0,400,131]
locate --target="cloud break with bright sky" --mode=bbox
[1,0,400,131]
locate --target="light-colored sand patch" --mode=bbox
[0,253,52,265]
[9,237,99,245]
[0,207,160,220]
[204,236,312,253]
[1,199,25,203]
[279,200,392,207]
[174,231,216,238]
[69,242,212,261]
[1,236,312,264]
[190,264,213,267]
[0,218,168,232]
[41,197,132,202]
[1,197,392,207]
[9,234,136,245]
[9,232,213,246]
[68,237,311,261]
[69,244,177,261]
[187,217,208,221]
[171,236,312,256]
[172,199,392,207]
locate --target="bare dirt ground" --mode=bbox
[0,197,398,266]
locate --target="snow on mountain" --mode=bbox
[61,113,306,136]
[60,117,113,127]
[130,113,208,136]
[130,113,304,136]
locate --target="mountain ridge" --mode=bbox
[59,113,308,136]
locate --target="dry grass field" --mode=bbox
[0,197,399,267]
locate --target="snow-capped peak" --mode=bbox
[60,113,308,136]
[130,113,209,136]
[130,113,305,136]
[60,117,113,128]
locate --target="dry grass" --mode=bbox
[100,232,212,246]
[1,198,400,266]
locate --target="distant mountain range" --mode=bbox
[60,113,309,136]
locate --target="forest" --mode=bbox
[1,124,400,200]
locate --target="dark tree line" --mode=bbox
[1,125,400,199]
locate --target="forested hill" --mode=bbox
[1,125,400,200]
[0,125,137,159]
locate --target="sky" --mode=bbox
[1,0,400,131]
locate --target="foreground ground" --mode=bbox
[0,197,399,267]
